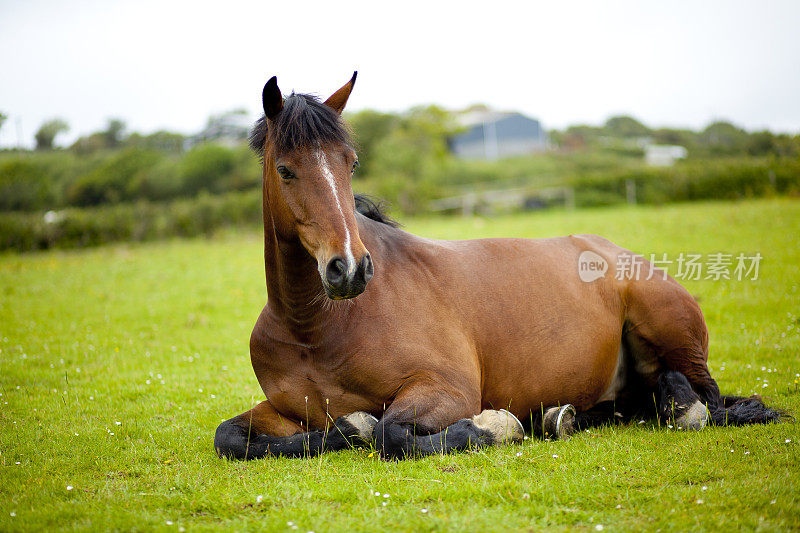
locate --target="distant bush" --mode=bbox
[180,144,236,195]
[67,148,164,206]
[0,159,51,210]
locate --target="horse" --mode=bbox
[214,73,782,460]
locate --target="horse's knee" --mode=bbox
[214,418,251,460]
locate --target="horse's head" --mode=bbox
[252,73,372,300]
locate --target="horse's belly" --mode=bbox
[452,235,626,415]
[480,331,622,414]
[474,285,624,414]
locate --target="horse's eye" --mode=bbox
[276,165,295,180]
[351,161,360,174]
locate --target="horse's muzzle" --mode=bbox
[322,253,373,299]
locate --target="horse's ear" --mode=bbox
[262,76,283,119]
[324,71,357,115]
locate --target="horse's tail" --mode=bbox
[704,391,785,426]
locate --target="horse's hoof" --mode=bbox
[543,404,576,439]
[339,411,379,442]
[676,400,708,430]
[472,409,525,444]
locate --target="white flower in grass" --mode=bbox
[702,486,708,491]
[515,452,523,457]
[421,508,429,513]
[287,522,294,527]
[696,499,704,504]
[10,512,17,517]
[66,485,73,491]
[786,439,791,443]
[552,454,559,458]
[256,495,263,503]
[382,501,388,507]
[383,493,389,498]
[595,525,604,531]
[165,521,173,526]
[374,491,380,496]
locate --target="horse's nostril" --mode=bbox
[326,257,347,288]
[362,254,374,283]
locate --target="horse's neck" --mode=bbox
[262,168,335,337]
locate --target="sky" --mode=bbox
[1,0,799,148]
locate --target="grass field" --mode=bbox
[1,198,798,532]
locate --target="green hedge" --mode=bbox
[1,158,799,252]
[0,190,261,252]
[572,158,800,207]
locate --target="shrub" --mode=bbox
[67,148,164,206]
[179,144,236,195]
[0,159,51,210]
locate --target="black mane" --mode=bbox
[249,93,351,155]
[354,194,401,228]
[249,93,399,228]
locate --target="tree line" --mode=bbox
[1,107,799,214]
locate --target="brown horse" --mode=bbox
[215,73,781,460]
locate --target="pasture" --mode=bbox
[1,198,798,531]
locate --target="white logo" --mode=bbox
[578,251,608,282]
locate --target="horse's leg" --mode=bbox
[214,401,376,460]
[653,370,709,429]
[534,402,634,437]
[572,401,633,430]
[373,381,524,459]
[621,276,781,427]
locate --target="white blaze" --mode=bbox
[316,150,356,273]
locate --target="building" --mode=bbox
[450,109,548,160]
[644,144,688,166]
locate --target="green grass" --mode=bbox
[1,198,798,532]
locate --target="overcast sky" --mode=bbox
[1,0,799,148]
